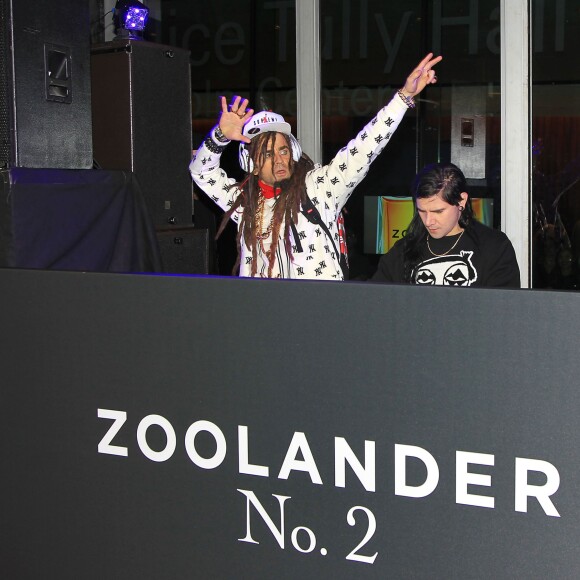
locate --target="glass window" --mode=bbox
[532,0,580,290]
[320,0,501,280]
[160,1,297,127]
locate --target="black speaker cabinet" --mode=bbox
[91,40,193,229]
[0,0,93,169]
[156,227,213,275]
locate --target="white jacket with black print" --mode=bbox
[189,93,409,280]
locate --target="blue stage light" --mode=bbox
[113,1,149,38]
[124,6,148,30]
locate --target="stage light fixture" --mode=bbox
[113,0,149,39]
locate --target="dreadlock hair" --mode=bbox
[402,162,474,282]
[217,131,315,277]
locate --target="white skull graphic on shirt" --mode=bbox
[413,251,477,286]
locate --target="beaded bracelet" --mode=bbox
[397,89,416,109]
[204,136,227,154]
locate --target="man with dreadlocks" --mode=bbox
[190,53,441,279]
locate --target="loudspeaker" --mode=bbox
[156,227,213,275]
[0,0,93,169]
[91,40,193,229]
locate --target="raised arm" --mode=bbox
[189,95,255,216]
[313,52,442,214]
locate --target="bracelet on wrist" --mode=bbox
[213,125,230,144]
[204,136,227,154]
[397,89,416,109]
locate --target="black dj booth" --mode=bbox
[1,268,579,579]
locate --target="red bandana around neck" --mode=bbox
[259,180,282,199]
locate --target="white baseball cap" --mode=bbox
[242,111,292,139]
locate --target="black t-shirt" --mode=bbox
[372,221,521,288]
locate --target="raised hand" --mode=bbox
[402,53,442,98]
[218,95,254,143]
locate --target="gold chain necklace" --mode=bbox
[255,195,274,241]
[255,195,275,259]
[426,229,465,257]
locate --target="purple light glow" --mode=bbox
[124,7,148,31]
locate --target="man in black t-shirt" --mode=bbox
[371,163,520,288]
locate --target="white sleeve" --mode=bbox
[189,132,242,222]
[307,92,409,215]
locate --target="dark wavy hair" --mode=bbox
[402,162,474,282]
[217,131,314,277]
